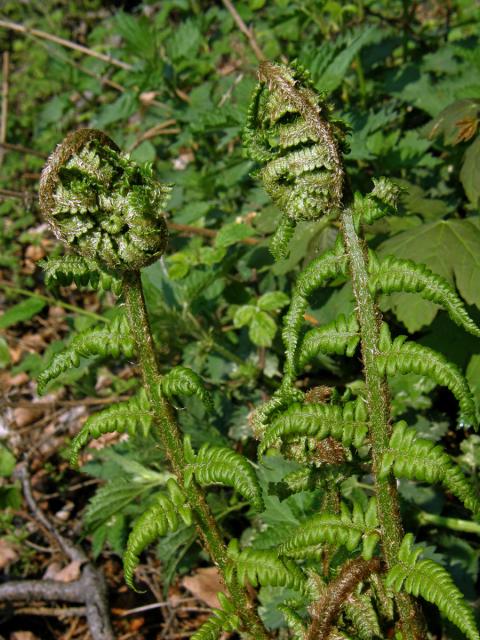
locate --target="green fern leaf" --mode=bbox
[250,384,305,437]
[277,604,306,638]
[160,366,213,410]
[227,541,307,594]
[37,314,134,394]
[259,400,368,455]
[269,216,297,261]
[378,324,477,428]
[387,534,480,640]
[353,177,401,226]
[298,312,359,369]
[344,593,382,640]
[369,253,480,337]
[282,239,347,377]
[41,254,122,295]
[379,421,480,514]
[123,485,191,590]
[279,498,379,559]
[70,389,152,466]
[184,438,263,511]
[190,593,239,640]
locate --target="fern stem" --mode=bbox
[340,208,426,640]
[122,271,270,640]
[417,511,480,535]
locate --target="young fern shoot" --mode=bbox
[38,129,270,639]
[244,61,480,640]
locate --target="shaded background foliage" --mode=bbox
[1,0,480,638]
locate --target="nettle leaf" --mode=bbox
[258,291,290,312]
[461,137,480,207]
[214,222,255,248]
[234,305,256,327]
[378,217,480,331]
[250,311,277,347]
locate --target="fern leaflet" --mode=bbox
[279,498,379,559]
[70,389,152,466]
[123,482,191,590]
[387,534,480,640]
[378,324,477,428]
[369,253,480,337]
[160,366,213,410]
[298,312,360,369]
[379,421,480,514]
[344,593,382,640]
[259,399,368,455]
[37,314,134,393]
[353,177,401,226]
[227,541,307,594]
[183,438,263,511]
[41,254,122,294]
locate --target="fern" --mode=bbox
[353,177,402,226]
[160,366,213,410]
[37,313,134,393]
[379,421,480,514]
[279,498,379,560]
[190,594,240,640]
[387,534,480,640]
[70,389,152,466]
[227,541,308,594]
[298,312,360,369]
[343,593,382,640]
[282,238,347,377]
[183,437,263,511]
[378,323,477,428]
[41,254,122,295]
[259,399,368,454]
[369,253,480,337]
[269,216,297,261]
[277,604,306,638]
[123,480,192,590]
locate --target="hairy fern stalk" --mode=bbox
[243,61,480,640]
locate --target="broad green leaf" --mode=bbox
[167,19,201,61]
[234,305,256,328]
[258,292,289,312]
[249,311,277,347]
[0,337,11,368]
[426,99,480,145]
[214,222,256,248]
[0,443,15,477]
[0,297,46,329]
[460,137,480,207]
[378,218,480,331]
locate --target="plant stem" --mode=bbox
[122,271,270,640]
[340,207,426,640]
[417,511,480,535]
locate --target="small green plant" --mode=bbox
[36,58,480,640]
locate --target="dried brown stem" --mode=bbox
[0,18,132,70]
[221,0,265,61]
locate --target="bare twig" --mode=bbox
[15,605,87,617]
[0,51,9,166]
[0,18,132,71]
[221,0,265,61]
[128,120,180,151]
[1,464,115,640]
[0,141,47,158]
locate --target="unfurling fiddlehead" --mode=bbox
[40,128,170,272]
[244,59,479,640]
[244,61,347,259]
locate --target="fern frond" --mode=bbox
[353,177,401,226]
[190,608,239,640]
[282,239,347,377]
[298,312,359,369]
[37,314,134,393]
[277,604,306,638]
[259,400,368,455]
[227,541,307,594]
[387,534,480,640]
[70,389,152,466]
[41,254,122,295]
[369,573,394,621]
[184,438,263,511]
[344,593,382,640]
[378,324,477,428]
[124,485,191,590]
[161,366,213,410]
[369,253,480,337]
[251,384,305,438]
[270,216,297,261]
[279,498,379,559]
[379,421,480,514]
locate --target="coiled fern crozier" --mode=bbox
[37,58,480,640]
[243,61,480,640]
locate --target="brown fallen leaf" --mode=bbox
[12,406,43,428]
[181,567,226,609]
[10,632,39,640]
[0,538,19,570]
[44,560,82,583]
